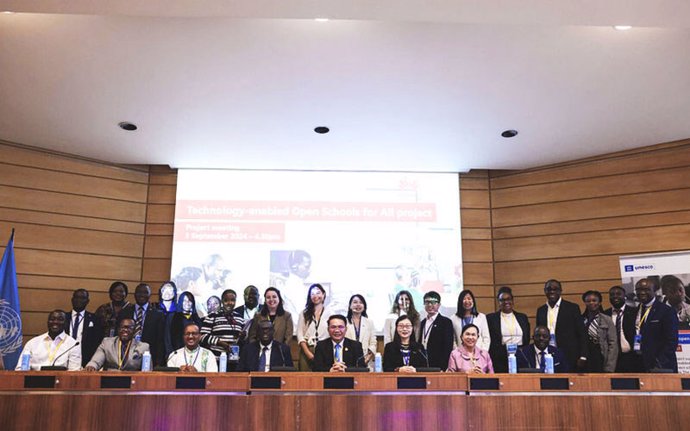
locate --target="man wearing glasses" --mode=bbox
[167,323,218,372]
[418,291,454,370]
[85,319,150,371]
[312,315,364,372]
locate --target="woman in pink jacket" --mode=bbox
[447,323,494,373]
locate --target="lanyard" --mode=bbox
[117,339,132,370]
[312,310,323,339]
[185,348,201,366]
[44,337,67,363]
[636,305,652,334]
[353,319,361,342]
[547,304,558,333]
[422,317,435,346]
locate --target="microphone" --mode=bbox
[413,348,430,368]
[278,342,289,367]
[41,342,80,370]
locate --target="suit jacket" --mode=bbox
[639,300,679,372]
[237,340,293,371]
[536,299,587,370]
[248,312,294,345]
[604,305,638,354]
[86,337,150,371]
[486,311,531,373]
[516,344,569,373]
[65,310,104,367]
[312,337,364,371]
[417,314,454,370]
[382,341,428,372]
[119,304,166,366]
[586,312,619,372]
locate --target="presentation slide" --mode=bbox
[170,170,462,332]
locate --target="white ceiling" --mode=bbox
[1,1,689,172]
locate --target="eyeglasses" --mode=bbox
[184,332,200,336]
[329,325,346,330]
[424,299,439,305]
[397,324,413,329]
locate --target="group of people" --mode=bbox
[10,275,683,374]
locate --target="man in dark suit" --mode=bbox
[634,278,678,372]
[238,320,292,371]
[536,279,588,371]
[64,289,103,366]
[312,314,364,372]
[418,291,454,370]
[119,283,166,366]
[517,326,569,373]
[604,285,643,372]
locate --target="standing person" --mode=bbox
[447,324,493,374]
[451,290,491,351]
[152,281,178,359]
[206,295,221,315]
[200,289,246,367]
[581,290,618,372]
[170,292,203,351]
[345,294,378,369]
[383,290,421,345]
[312,315,364,372]
[16,310,81,370]
[383,315,428,372]
[94,281,132,338]
[249,287,294,345]
[234,285,262,334]
[417,291,454,370]
[487,286,531,373]
[297,283,330,371]
[536,279,588,371]
[118,283,166,366]
[604,285,643,372]
[634,278,678,372]
[65,289,103,367]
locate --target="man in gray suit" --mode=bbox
[85,318,150,371]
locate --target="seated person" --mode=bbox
[447,323,493,374]
[16,310,81,370]
[383,315,428,372]
[516,325,569,373]
[85,318,150,371]
[238,320,293,371]
[167,323,217,372]
[312,314,364,372]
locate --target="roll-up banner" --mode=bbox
[619,251,690,373]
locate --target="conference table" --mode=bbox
[2,371,690,430]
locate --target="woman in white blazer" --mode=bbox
[345,294,378,367]
[451,289,491,352]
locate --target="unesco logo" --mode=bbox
[624,265,634,272]
[624,264,655,272]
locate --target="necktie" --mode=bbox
[615,309,622,335]
[335,343,342,363]
[135,307,143,336]
[539,351,545,371]
[72,313,81,339]
[258,346,269,372]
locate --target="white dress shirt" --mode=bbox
[167,346,218,372]
[16,331,81,371]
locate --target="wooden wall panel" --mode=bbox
[490,140,690,315]
[0,142,147,339]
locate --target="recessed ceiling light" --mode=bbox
[314,126,330,134]
[501,130,518,138]
[118,122,138,131]
[315,18,329,22]
[613,25,632,31]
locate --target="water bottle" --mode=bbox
[219,352,228,372]
[20,352,31,371]
[544,353,554,374]
[374,353,382,372]
[141,351,151,372]
[135,334,142,343]
[508,353,517,374]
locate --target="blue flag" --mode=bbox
[0,229,22,370]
